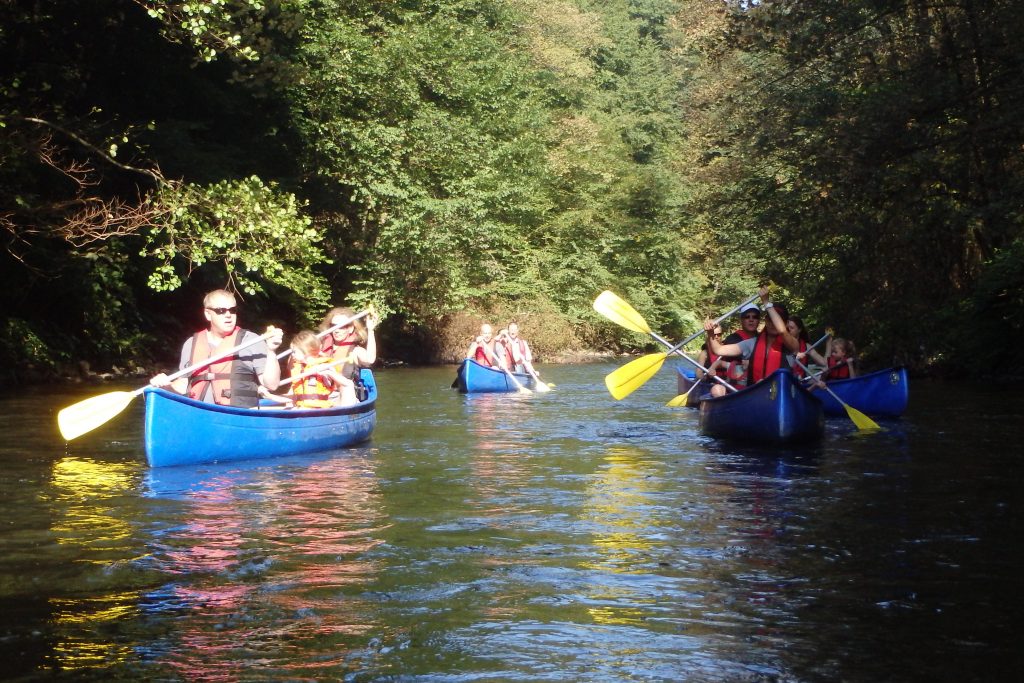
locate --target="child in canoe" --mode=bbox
[259,330,357,408]
[823,336,858,380]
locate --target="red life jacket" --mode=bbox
[473,342,495,367]
[791,340,808,379]
[187,327,261,407]
[747,331,786,385]
[703,343,727,378]
[291,355,336,409]
[825,356,852,380]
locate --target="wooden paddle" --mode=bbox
[593,291,758,400]
[57,327,280,441]
[791,357,880,431]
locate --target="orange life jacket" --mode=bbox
[291,355,336,409]
[187,328,261,408]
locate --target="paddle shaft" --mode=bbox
[150,328,279,398]
[275,310,370,361]
[278,356,351,386]
[658,293,760,360]
[651,331,737,393]
[792,357,860,410]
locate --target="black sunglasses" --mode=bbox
[206,306,238,315]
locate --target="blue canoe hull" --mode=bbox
[143,369,377,467]
[455,359,533,394]
[812,366,909,418]
[699,369,824,444]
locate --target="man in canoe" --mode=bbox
[702,287,801,397]
[466,323,504,368]
[498,322,533,374]
[149,289,283,407]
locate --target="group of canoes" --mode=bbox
[677,365,909,444]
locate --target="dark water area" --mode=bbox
[1,362,1022,682]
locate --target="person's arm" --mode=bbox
[758,286,800,354]
[696,348,709,379]
[466,337,481,359]
[807,348,827,366]
[522,339,532,363]
[847,357,858,378]
[150,338,191,394]
[704,319,743,357]
[259,327,283,390]
[357,313,377,366]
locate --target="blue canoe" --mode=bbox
[699,368,824,444]
[454,359,534,394]
[143,369,377,467]
[810,366,909,418]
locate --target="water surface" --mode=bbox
[1,363,1021,681]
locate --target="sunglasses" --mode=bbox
[207,306,238,315]
[741,314,760,320]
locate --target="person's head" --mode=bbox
[320,306,367,345]
[479,324,493,341]
[738,303,761,334]
[203,289,238,336]
[508,323,520,338]
[786,315,809,342]
[290,329,321,362]
[831,338,855,360]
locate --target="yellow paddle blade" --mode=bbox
[533,381,552,393]
[666,393,690,407]
[844,403,881,431]
[605,352,668,400]
[57,390,138,441]
[593,291,652,335]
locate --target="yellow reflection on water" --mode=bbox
[45,456,141,670]
[581,447,661,626]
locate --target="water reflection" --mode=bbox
[44,456,143,672]
[138,452,386,678]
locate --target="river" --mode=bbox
[1,362,1021,681]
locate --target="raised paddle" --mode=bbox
[277,309,371,361]
[57,327,280,441]
[791,357,880,431]
[593,291,758,400]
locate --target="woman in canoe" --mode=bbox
[702,287,802,397]
[786,315,827,380]
[319,306,378,401]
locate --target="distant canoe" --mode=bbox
[699,368,824,444]
[454,359,533,394]
[811,366,909,418]
[144,369,377,468]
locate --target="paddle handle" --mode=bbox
[652,332,737,393]
[792,357,842,401]
[276,309,370,361]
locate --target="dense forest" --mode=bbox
[2,0,1021,383]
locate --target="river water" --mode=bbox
[0,362,1021,682]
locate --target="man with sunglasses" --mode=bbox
[719,302,762,388]
[149,289,283,407]
[702,287,801,397]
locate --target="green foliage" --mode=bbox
[141,176,331,316]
